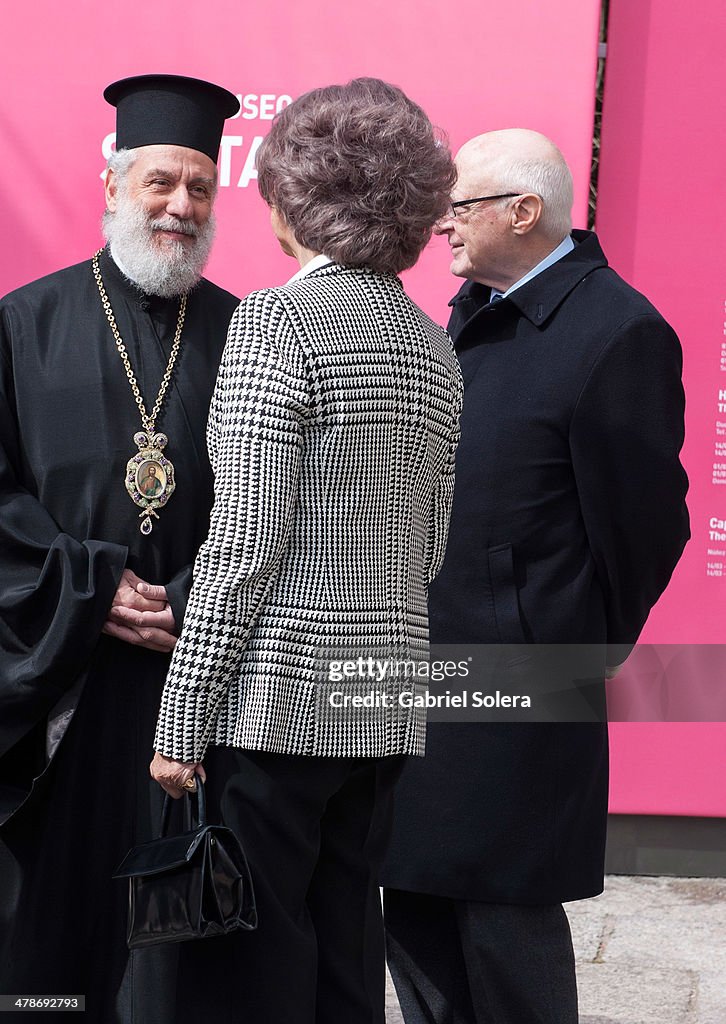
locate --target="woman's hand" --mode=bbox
[150,751,206,798]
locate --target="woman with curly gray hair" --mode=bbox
[256,77,455,273]
[151,77,462,1023]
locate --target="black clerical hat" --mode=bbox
[104,74,240,162]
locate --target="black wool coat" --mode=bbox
[382,230,689,904]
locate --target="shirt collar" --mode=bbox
[286,253,335,284]
[448,230,609,331]
[489,234,575,303]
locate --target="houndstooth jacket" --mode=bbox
[154,261,463,762]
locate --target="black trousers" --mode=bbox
[384,889,578,1024]
[170,747,403,1024]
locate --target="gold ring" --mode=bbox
[181,777,197,792]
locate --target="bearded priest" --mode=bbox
[0,75,240,1022]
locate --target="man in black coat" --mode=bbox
[382,129,689,1024]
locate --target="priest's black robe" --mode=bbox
[0,248,239,1022]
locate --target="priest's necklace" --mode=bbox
[92,250,186,535]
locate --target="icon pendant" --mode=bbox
[125,432,176,535]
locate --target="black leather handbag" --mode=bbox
[113,779,257,948]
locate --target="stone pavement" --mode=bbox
[385,875,726,1024]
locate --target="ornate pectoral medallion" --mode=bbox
[93,249,187,537]
[125,431,176,535]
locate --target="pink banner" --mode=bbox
[598,1,726,815]
[22,5,715,815]
[1,0,601,318]
[6,2,721,818]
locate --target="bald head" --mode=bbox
[458,128,564,165]
[456,129,573,241]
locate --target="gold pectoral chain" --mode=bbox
[92,249,187,535]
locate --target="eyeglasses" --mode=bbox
[446,193,522,218]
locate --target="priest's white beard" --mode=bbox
[102,192,216,298]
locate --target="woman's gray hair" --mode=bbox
[256,78,456,275]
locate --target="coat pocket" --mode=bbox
[487,543,528,646]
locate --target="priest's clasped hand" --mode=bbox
[150,751,206,798]
[103,568,178,653]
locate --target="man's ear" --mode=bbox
[105,166,118,213]
[511,193,543,236]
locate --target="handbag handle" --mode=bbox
[159,775,207,838]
